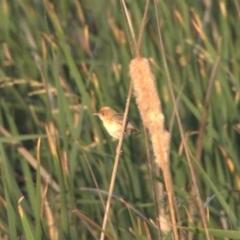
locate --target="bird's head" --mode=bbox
[93,107,116,121]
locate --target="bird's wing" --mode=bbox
[114,113,140,135]
[114,113,124,124]
[115,113,136,129]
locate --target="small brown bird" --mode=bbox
[94,106,140,139]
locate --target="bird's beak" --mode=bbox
[93,113,99,116]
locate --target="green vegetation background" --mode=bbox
[0,0,240,239]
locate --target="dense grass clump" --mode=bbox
[0,0,240,239]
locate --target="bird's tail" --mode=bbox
[130,129,141,136]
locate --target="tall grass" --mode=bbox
[0,0,240,239]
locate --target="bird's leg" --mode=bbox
[115,148,122,155]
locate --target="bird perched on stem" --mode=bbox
[94,106,140,139]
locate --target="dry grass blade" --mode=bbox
[0,126,60,192]
[73,210,114,240]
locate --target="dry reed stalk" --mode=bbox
[130,58,179,240]
[100,81,133,240]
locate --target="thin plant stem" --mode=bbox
[100,81,133,240]
[153,0,212,239]
[195,57,221,168]
[144,126,162,239]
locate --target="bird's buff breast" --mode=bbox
[103,121,124,139]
